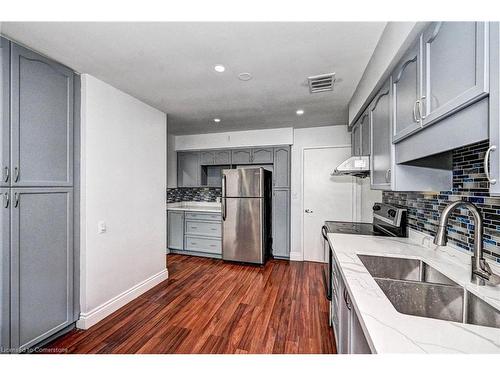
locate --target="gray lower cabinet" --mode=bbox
[0,188,9,352]
[252,147,274,163]
[272,189,290,258]
[184,236,221,254]
[1,38,9,188]
[231,149,252,164]
[10,44,74,187]
[334,266,371,354]
[273,146,290,188]
[167,210,184,250]
[177,152,200,187]
[168,210,222,257]
[10,188,74,351]
[422,22,488,127]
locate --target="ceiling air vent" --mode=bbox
[307,72,336,94]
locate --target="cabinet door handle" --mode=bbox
[385,169,391,183]
[412,100,418,123]
[14,192,19,208]
[419,96,426,120]
[3,166,8,183]
[14,167,19,182]
[484,145,497,185]
[3,192,9,208]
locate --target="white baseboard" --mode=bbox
[76,268,169,330]
[289,251,303,261]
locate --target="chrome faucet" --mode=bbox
[434,201,499,285]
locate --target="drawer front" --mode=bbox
[185,220,221,237]
[184,236,222,254]
[185,211,221,221]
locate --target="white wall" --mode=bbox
[167,132,177,188]
[348,22,429,124]
[355,178,383,223]
[175,127,293,150]
[78,74,167,329]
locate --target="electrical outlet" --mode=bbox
[98,221,107,234]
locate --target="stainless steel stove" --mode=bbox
[322,203,407,301]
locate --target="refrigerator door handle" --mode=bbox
[221,174,227,221]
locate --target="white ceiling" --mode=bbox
[1,22,386,135]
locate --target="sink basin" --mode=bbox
[358,254,457,286]
[358,255,500,329]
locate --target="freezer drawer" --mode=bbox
[222,197,264,264]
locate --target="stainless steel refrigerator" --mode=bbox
[221,168,272,264]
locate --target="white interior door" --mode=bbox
[303,147,354,262]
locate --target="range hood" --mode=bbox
[331,156,370,177]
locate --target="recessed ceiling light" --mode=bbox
[214,65,225,73]
[238,72,252,81]
[296,109,304,116]
[213,118,221,123]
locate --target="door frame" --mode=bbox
[300,145,356,262]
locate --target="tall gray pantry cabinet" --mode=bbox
[0,37,79,352]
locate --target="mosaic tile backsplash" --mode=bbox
[167,187,221,203]
[383,140,500,263]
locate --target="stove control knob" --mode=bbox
[388,209,396,218]
[373,205,381,211]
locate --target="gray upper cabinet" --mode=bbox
[272,188,290,258]
[351,123,361,156]
[200,151,215,165]
[392,38,422,142]
[0,38,9,188]
[167,210,184,250]
[10,188,74,351]
[177,152,200,187]
[360,112,370,155]
[0,188,9,351]
[370,81,392,190]
[352,112,369,156]
[231,149,252,164]
[214,150,231,165]
[252,147,274,163]
[11,44,74,187]
[422,22,488,127]
[273,146,290,188]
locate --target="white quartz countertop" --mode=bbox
[328,232,500,353]
[167,201,221,213]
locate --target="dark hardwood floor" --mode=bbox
[44,254,336,354]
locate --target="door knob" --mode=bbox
[305,209,314,213]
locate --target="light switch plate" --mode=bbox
[98,221,107,234]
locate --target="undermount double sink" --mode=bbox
[357,255,500,329]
